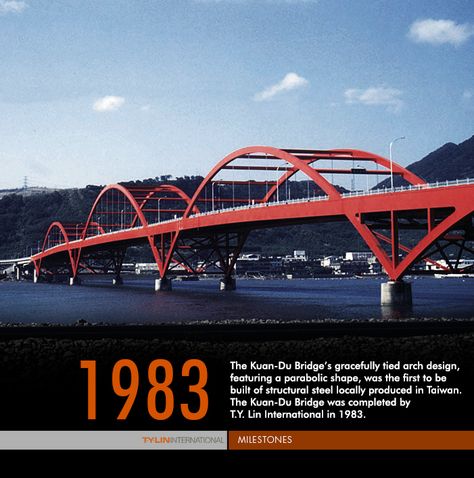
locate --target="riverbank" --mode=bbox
[1,330,473,380]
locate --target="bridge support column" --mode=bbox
[155,277,172,291]
[381,280,412,306]
[15,266,20,281]
[112,276,123,286]
[111,249,125,286]
[69,276,81,286]
[220,276,236,291]
[33,268,39,283]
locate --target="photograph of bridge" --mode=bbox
[2,146,474,305]
[3,144,474,311]
[0,2,474,457]
[0,2,472,326]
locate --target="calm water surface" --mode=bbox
[0,276,473,324]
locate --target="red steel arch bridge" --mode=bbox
[13,145,474,305]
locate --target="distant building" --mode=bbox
[135,262,192,274]
[322,255,341,271]
[322,252,381,275]
[239,253,261,261]
[340,260,370,275]
[368,256,382,274]
[236,256,283,277]
[293,250,307,261]
[345,251,374,261]
[423,258,474,272]
[283,259,332,278]
[135,263,158,274]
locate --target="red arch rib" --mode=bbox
[87,221,106,235]
[37,221,75,274]
[184,146,342,217]
[157,185,200,214]
[130,184,200,227]
[79,184,168,276]
[41,221,71,252]
[340,149,426,186]
[262,166,315,204]
[81,184,149,239]
[261,148,426,202]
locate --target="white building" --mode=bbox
[345,251,374,261]
[293,250,307,261]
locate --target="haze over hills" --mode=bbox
[0,186,65,201]
[0,134,473,259]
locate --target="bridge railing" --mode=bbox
[340,177,474,198]
[184,193,331,221]
[33,176,474,253]
[184,177,474,219]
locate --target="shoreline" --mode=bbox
[0,319,473,341]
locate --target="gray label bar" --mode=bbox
[0,431,227,450]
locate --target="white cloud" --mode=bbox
[0,0,27,14]
[140,104,151,112]
[462,90,474,109]
[254,72,308,101]
[93,96,125,112]
[408,19,474,46]
[344,86,404,113]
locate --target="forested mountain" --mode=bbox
[378,135,474,188]
[1,135,473,259]
[407,135,474,182]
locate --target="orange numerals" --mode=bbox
[112,359,139,420]
[147,359,174,420]
[80,359,208,421]
[181,359,208,420]
[80,360,97,420]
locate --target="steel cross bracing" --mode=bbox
[27,146,474,284]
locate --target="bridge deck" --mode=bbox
[4,144,473,288]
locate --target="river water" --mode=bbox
[0,276,473,324]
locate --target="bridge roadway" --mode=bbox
[5,146,474,306]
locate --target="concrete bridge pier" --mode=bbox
[33,269,39,283]
[220,276,236,291]
[381,280,412,306]
[15,265,20,281]
[112,275,123,286]
[155,276,172,291]
[69,276,81,286]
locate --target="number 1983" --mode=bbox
[81,359,208,421]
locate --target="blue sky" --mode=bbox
[0,0,473,188]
